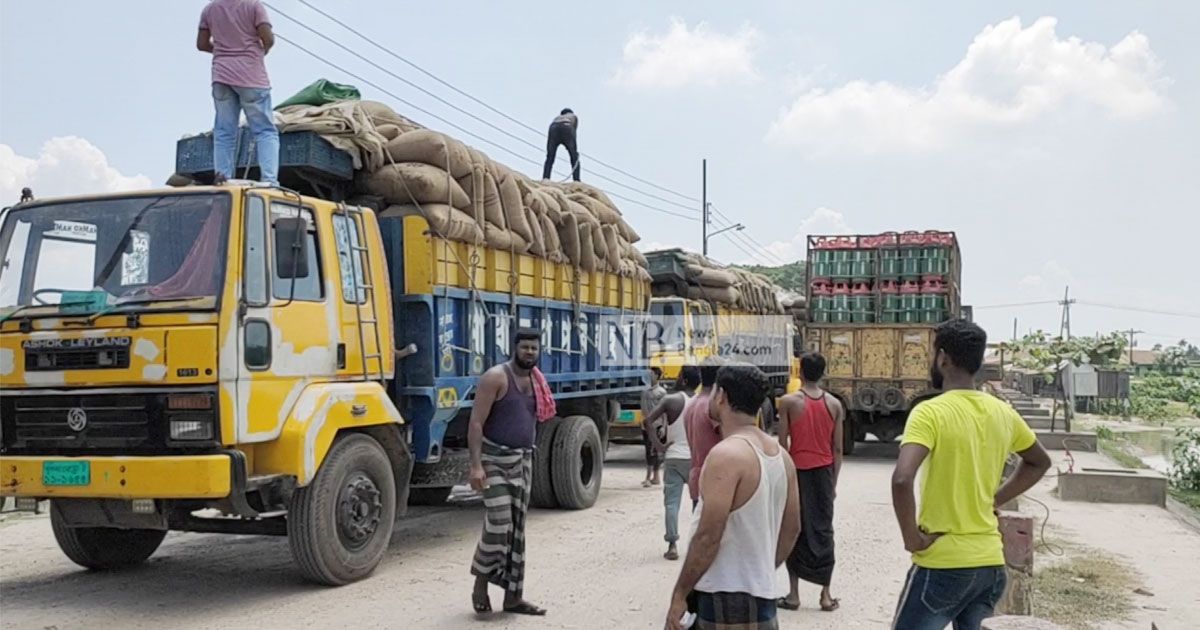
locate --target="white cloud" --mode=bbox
[1018,259,1074,297]
[0,137,151,204]
[768,16,1170,156]
[756,207,852,263]
[611,18,760,89]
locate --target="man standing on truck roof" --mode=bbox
[645,365,701,561]
[542,108,580,182]
[467,329,548,616]
[891,319,1052,629]
[640,367,668,488]
[197,0,280,186]
[776,352,843,613]
[666,363,800,630]
[685,357,724,511]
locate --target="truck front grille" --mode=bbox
[2,394,154,450]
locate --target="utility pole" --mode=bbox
[701,159,708,256]
[1058,286,1075,339]
[1122,328,1144,366]
[1012,318,1018,342]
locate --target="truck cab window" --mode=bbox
[270,203,323,302]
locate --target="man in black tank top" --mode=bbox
[468,329,547,617]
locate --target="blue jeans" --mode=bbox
[663,459,689,543]
[892,565,1006,630]
[212,82,279,184]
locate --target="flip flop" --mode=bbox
[820,598,840,612]
[642,480,652,488]
[503,601,547,616]
[472,593,492,614]
[775,598,801,611]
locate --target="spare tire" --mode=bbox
[551,415,603,510]
[881,387,906,411]
[530,417,561,509]
[853,387,880,411]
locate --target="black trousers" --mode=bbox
[543,122,580,181]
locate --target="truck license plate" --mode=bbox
[43,461,90,486]
[618,410,635,423]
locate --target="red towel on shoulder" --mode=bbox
[532,367,557,422]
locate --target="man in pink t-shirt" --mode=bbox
[197,0,279,184]
[684,358,724,508]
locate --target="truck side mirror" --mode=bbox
[275,217,309,279]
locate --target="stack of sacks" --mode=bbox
[675,252,785,314]
[276,99,648,281]
[780,293,808,322]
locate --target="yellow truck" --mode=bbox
[609,249,791,441]
[0,134,650,584]
[801,231,963,453]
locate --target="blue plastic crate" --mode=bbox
[175,130,354,182]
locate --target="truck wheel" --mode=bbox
[842,414,857,456]
[551,415,603,510]
[530,417,561,509]
[50,506,166,570]
[288,433,396,586]
[407,487,452,506]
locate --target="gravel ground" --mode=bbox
[3,443,1195,629]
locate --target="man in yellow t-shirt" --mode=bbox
[890,320,1051,630]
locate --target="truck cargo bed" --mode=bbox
[175,131,354,199]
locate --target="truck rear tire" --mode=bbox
[288,433,396,586]
[50,506,166,570]
[551,415,602,510]
[530,417,561,509]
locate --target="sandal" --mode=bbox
[820,598,840,612]
[472,592,492,614]
[642,480,652,488]
[776,598,800,611]
[503,601,547,616]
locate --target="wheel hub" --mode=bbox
[337,473,383,551]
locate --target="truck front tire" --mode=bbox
[551,415,602,510]
[50,506,166,571]
[288,433,396,586]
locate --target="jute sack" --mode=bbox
[365,163,470,209]
[539,213,564,259]
[601,225,622,271]
[685,263,737,288]
[686,284,739,304]
[525,207,547,257]
[384,130,473,179]
[544,188,575,222]
[570,193,621,226]
[558,212,581,265]
[484,221,530,253]
[566,199,600,227]
[520,183,563,225]
[624,242,649,268]
[457,166,504,228]
[560,182,618,212]
[379,204,483,244]
[589,223,608,267]
[578,223,597,271]
[376,124,404,141]
[494,166,534,243]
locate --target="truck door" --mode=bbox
[235,193,339,442]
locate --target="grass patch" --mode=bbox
[1033,552,1136,629]
[1169,486,1200,513]
[1097,437,1150,470]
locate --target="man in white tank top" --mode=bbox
[665,364,801,630]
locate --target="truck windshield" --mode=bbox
[648,299,686,353]
[0,192,231,313]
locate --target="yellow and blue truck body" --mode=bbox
[0,131,650,585]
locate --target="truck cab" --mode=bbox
[0,185,413,585]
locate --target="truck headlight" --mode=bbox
[169,416,214,440]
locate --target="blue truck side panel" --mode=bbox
[378,217,648,463]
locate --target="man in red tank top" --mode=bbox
[775,353,844,613]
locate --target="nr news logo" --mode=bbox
[592,314,792,369]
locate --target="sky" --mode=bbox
[1,1,1197,346]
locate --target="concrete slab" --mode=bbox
[1036,430,1096,451]
[1025,417,1069,431]
[1057,465,1167,507]
[983,617,1066,630]
[1016,407,1051,418]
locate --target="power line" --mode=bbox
[272,34,697,222]
[708,205,788,265]
[1077,301,1200,320]
[275,1,702,210]
[973,300,1060,310]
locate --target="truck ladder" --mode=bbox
[339,203,385,383]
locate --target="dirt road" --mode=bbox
[0,443,912,629]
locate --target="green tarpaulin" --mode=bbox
[275,79,361,109]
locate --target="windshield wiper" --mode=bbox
[0,300,98,325]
